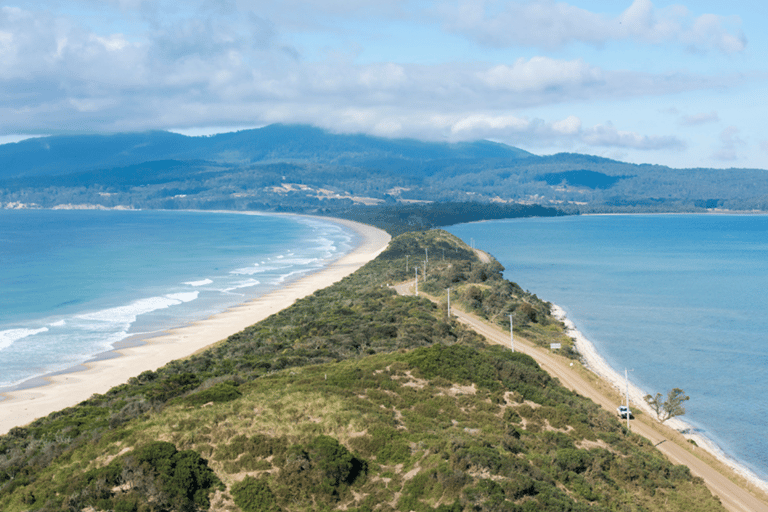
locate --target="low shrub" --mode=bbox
[183,381,242,406]
[273,435,367,505]
[231,476,282,512]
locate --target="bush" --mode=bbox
[183,381,242,406]
[274,435,366,504]
[231,476,282,512]
[308,435,361,492]
[122,441,221,511]
[555,448,593,474]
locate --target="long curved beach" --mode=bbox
[0,215,391,435]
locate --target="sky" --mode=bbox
[0,0,766,169]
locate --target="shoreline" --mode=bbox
[0,213,391,435]
[551,304,768,495]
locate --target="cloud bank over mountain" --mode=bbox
[0,1,764,169]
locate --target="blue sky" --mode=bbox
[0,0,765,169]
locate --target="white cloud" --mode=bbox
[438,0,746,53]
[0,10,717,151]
[712,126,744,161]
[408,114,682,152]
[357,63,408,90]
[680,111,719,126]
[477,58,603,92]
[450,114,530,136]
[581,122,686,150]
[552,115,581,135]
[684,13,746,53]
[0,1,751,168]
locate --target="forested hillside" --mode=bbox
[1,124,768,213]
[0,231,724,512]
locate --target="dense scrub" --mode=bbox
[0,345,724,511]
[0,231,725,511]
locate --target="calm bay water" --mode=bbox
[448,214,768,483]
[0,209,357,391]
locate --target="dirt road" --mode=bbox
[393,282,768,512]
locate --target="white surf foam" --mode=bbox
[222,279,261,293]
[77,292,200,325]
[184,278,213,287]
[0,327,49,351]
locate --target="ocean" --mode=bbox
[0,209,357,392]
[447,214,768,485]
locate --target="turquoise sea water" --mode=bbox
[448,214,768,484]
[0,209,357,392]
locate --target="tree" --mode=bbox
[644,388,689,423]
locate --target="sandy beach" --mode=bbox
[0,215,390,435]
[551,304,768,495]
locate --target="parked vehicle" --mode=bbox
[617,405,633,419]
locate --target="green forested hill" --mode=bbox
[0,231,724,512]
[1,124,768,213]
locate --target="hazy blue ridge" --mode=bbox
[0,124,534,179]
[0,131,194,178]
[3,124,768,211]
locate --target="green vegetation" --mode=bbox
[0,231,724,511]
[333,202,565,236]
[47,440,221,512]
[2,124,768,215]
[231,477,281,512]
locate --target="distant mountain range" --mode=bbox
[0,124,532,179]
[2,124,768,213]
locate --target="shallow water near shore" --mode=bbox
[448,214,768,485]
[0,209,357,392]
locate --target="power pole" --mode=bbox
[446,288,451,317]
[414,266,418,296]
[509,314,514,352]
[625,368,634,430]
[406,255,409,272]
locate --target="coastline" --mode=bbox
[551,304,768,495]
[0,214,391,435]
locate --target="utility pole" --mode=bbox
[509,314,514,352]
[406,255,409,272]
[625,368,634,430]
[414,266,418,296]
[446,288,451,317]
